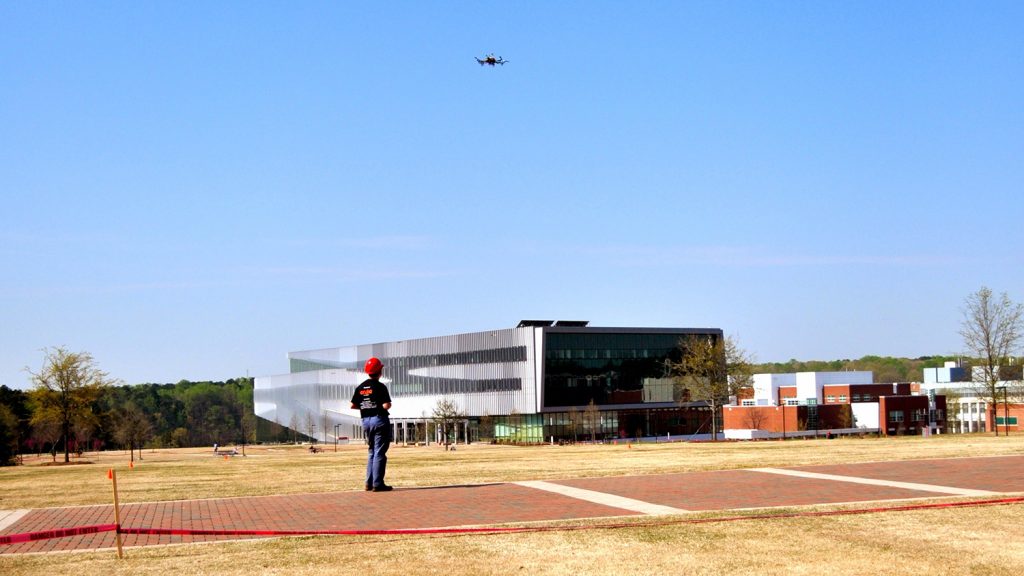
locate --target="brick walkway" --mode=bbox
[2,455,1022,555]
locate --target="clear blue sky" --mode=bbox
[2,2,1022,389]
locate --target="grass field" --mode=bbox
[2,434,1024,575]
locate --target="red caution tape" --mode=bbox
[0,524,117,546]
[119,496,1024,537]
[3,497,1022,546]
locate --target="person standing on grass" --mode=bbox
[350,357,393,492]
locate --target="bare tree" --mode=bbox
[27,347,116,463]
[744,408,769,430]
[431,398,465,451]
[303,411,318,443]
[72,416,98,457]
[583,400,600,442]
[670,334,754,441]
[32,417,61,461]
[567,406,580,443]
[478,412,494,443]
[834,405,853,429]
[506,409,523,443]
[938,387,964,434]
[112,403,153,463]
[960,287,1023,436]
[288,413,300,443]
[239,412,256,456]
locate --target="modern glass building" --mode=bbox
[254,321,722,444]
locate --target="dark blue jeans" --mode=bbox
[362,415,391,488]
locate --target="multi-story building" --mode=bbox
[920,361,1022,434]
[254,321,723,444]
[724,371,945,438]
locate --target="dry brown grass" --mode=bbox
[2,430,1024,506]
[2,433,1022,509]
[3,501,1023,575]
[2,434,1023,575]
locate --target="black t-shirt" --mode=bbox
[351,378,391,418]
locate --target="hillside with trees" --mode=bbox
[752,355,963,384]
[0,377,297,466]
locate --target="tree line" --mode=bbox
[0,347,261,465]
[751,354,963,384]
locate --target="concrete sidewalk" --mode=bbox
[3,454,1023,555]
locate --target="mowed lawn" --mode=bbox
[2,434,1024,575]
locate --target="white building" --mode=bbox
[254,322,723,444]
[919,361,987,433]
[751,371,873,406]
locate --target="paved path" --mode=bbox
[2,454,1023,555]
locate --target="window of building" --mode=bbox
[996,416,1019,426]
[838,395,848,403]
[889,410,904,423]
[785,399,800,406]
[741,400,755,406]
[542,331,701,408]
[852,394,861,402]
[826,395,836,403]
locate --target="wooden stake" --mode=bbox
[110,469,124,559]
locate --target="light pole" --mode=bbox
[997,386,1009,436]
[334,424,341,452]
[778,388,786,441]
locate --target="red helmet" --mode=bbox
[364,357,384,375]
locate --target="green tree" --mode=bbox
[27,347,115,463]
[671,334,754,441]
[0,385,30,462]
[0,404,20,465]
[959,287,1024,436]
[170,427,190,448]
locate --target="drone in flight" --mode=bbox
[476,54,508,66]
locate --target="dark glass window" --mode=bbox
[543,332,707,408]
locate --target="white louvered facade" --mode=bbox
[254,322,722,443]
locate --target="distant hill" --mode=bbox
[752,355,963,383]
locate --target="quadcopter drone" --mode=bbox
[475,54,507,66]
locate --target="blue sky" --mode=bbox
[2,2,1022,389]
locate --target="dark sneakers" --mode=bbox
[372,485,393,492]
[365,484,373,491]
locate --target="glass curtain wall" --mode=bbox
[543,332,694,407]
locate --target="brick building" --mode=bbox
[723,371,945,438]
[991,402,1022,434]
